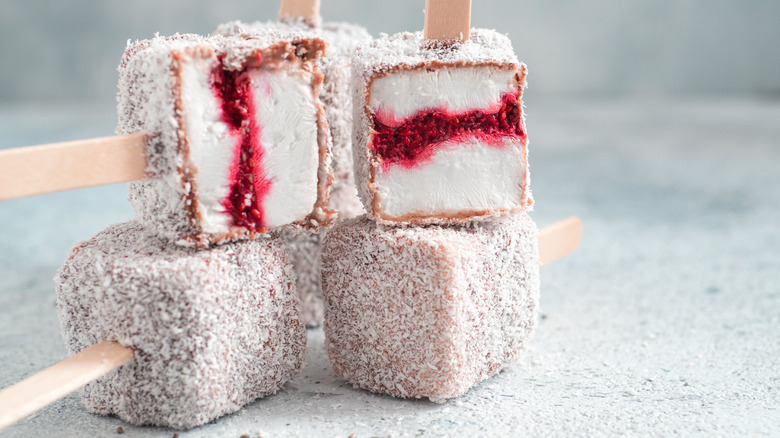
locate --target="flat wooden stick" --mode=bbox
[424,0,472,42]
[538,216,584,265]
[0,133,146,202]
[0,341,133,430]
[279,0,321,24]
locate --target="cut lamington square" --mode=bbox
[352,29,533,225]
[118,32,335,247]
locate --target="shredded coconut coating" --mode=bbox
[321,213,540,402]
[118,35,214,246]
[351,29,532,225]
[215,20,370,326]
[55,221,305,429]
[118,32,335,248]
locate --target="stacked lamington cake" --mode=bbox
[56,22,366,428]
[320,28,541,402]
[51,7,544,430]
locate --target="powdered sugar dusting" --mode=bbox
[55,221,306,429]
[321,213,540,402]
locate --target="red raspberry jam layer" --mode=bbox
[212,67,272,231]
[371,93,525,169]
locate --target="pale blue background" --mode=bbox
[1,0,779,105]
[1,2,779,437]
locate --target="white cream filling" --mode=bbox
[374,136,526,218]
[180,59,238,234]
[251,68,320,228]
[369,67,518,125]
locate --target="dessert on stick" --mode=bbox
[320,0,554,402]
[215,0,372,326]
[121,32,335,247]
[321,214,582,402]
[0,31,336,247]
[55,221,305,429]
[352,0,531,225]
[0,0,584,428]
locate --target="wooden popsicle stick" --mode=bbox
[0,341,134,430]
[424,0,472,42]
[0,133,146,202]
[538,216,584,265]
[279,0,321,25]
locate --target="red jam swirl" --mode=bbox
[371,93,525,169]
[212,67,272,231]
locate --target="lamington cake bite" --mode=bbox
[215,19,371,326]
[118,32,335,247]
[56,221,305,429]
[352,29,533,225]
[321,213,540,402]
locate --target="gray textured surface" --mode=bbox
[2,1,780,102]
[1,98,779,437]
